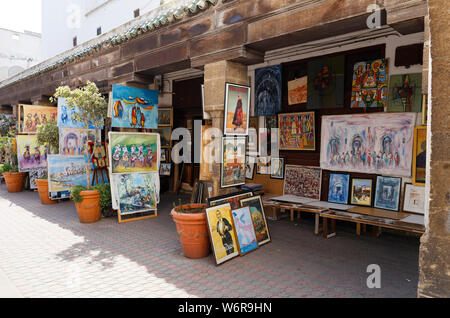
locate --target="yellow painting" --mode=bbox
[413,126,427,186]
[21,105,57,133]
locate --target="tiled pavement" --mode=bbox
[0,185,420,298]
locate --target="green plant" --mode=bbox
[92,183,112,213]
[0,114,14,137]
[70,185,87,203]
[0,163,18,173]
[36,121,59,154]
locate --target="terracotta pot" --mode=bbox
[35,179,57,205]
[2,172,25,193]
[74,190,101,224]
[171,204,211,259]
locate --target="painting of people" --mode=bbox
[57,97,103,129]
[387,73,422,112]
[224,83,250,136]
[350,179,373,206]
[255,65,282,116]
[374,176,401,211]
[158,107,173,127]
[221,137,246,188]
[351,59,389,108]
[283,165,322,200]
[47,155,89,194]
[59,128,101,157]
[240,196,271,246]
[231,207,258,255]
[17,135,48,172]
[21,105,57,133]
[413,126,426,186]
[328,173,350,204]
[278,112,316,151]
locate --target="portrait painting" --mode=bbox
[224,83,250,136]
[270,158,285,179]
[387,73,422,112]
[403,183,425,214]
[328,173,350,204]
[158,107,173,127]
[221,136,246,188]
[208,190,253,210]
[278,112,316,151]
[288,76,308,106]
[59,128,101,157]
[374,176,402,211]
[231,207,259,255]
[351,59,389,108]
[283,165,322,200]
[255,65,282,116]
[47,155,89,195]
[21,105,57,133]
[240,196,271,246]
[413,126,426,186]
[17,135,48,172]
[350,179,372,207]
[58,97,103,129]
[245,156,256,180]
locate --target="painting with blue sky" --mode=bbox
[57,97,104,129]
[374,176,401,211]
[328,173,350,204]
[48,155,89,196]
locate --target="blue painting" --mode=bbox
[231,207,258,255]
[374,176,401,211]
[47,155,89,199]
[328,173,350,204]
[57,97,104,129]
[111,85,158,129]
[255,65,282,116]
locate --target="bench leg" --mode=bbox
[356,222,361,236]
[290,209,294,222]
[323,217,336,239]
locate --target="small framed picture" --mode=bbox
[403,183,425,214]
[270,158,285,179]
[374,176,402,212]
[245,156,256,180]
[156,127,172,148]
[256,157,270,175]
[350,178,373,207]
[160,149,167,162]
[159,163,172,176]
[158,107,173,127]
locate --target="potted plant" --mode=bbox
[170,199,211,259]
[1,162,25,193]
[71,185,102,224]
[92,183,114,218]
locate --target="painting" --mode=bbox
[160,163,172,176]
[245,156,256,180]
[403,183,425,214]
[109,132,159,174]
[29,168,47,190]
[254,65,282,116]
[240,196,271,246]
[374,176,402,211]
[413,126,426,186]
[387,74,422,112]
[351,59,389,108]
[59,128,100,156]
[111,85,158,129]
[320,113,417,177]
[307,55,345,109]
[270,158,285,179]
[224,83,250,136]
[58,97,103,129]
[221,137,246,188]
[256,157,270,175]
[350,179,373,206]
[208,190,253,209]
[91,142,108,169]
[422,94,428,125]
[47,155,89,194]
[278,112,316,151]
[328,173,350,204]
[160,149,167,162]
[17,135,48,172]
[156,127,172,148]
[158,107,173,127]
[231,207,258,255]
[283,165,322,200]
[21,105,57,133]
[288,76,308,106]
[206,204,240,265]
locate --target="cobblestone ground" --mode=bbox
[0,185,420,298]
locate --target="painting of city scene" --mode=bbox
[47,155,89,193]
[283,165,322,200]
[59,128,100,156]
[221,137,246,188]
[278,112,316,151]
[17,135,48,172]
[21,105,57,133]
[351,59,389,108]
[350,178,373,206]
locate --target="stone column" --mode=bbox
[418,0,450,298]
[203,60,248,196]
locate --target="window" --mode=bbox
[97,27,102,36]
[134,9,140,18]
[73,36,77,47]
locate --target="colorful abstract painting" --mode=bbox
[387,73,422,112]
[111,85,158,129]
[109,132,160,174]
[255,65,282,116]
[350,178,373,206]
[221,137,246,188]
[59,128,101,156]
[283,165,322,200]
[413,126,426,186]
[278,112,316,151]
[224,83,250,136]
[17,135,48,172]
[240,196,271,246]
[288,76,308,106]
[47,155,89,194]
[231,207,258,255]
[21,105,57,133]
[374,176,401,211]
[320,113,416,177]
[351,59,389,108]
[29,168,47,190]
[57,97,103,129]
[328,173,350,204]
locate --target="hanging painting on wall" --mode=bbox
[412,126,426,186]
[158,107,173,127]
[17,135,48,172]
[155,127,172,148]
[109,132,160,174]
[278,112,316,151]
[328,173,350,204]
[403,183,425,214]
[21,105,57,133]
[47,155,89,196]
[59,128,100,156]
[245,156,256,180]
[283,165,322,200]
[351,59,389,108]
[57,97,104,129]
[254,65,282,116]
[387,73,422,112]
[288,76,308,106]
[307,55,345,109]
[231,207,258,255]
[221,137,246,188]
[374,176,401,211]
[224,83,250,136]
[111,85,158,129]
[320,113,416,177]
[240,196,271,246]
[350,178,373,206]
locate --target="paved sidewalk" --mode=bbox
[0,185,420,298]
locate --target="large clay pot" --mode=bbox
[2,172,25,193]
[171,203,210,259]
[35,179,57,205]
[74,190,101,224]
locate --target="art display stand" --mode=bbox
[91,167,110,186]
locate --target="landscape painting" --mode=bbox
[58,97,103,129]
[374,176,401,211]
[21,105,57,133]
[279,112,315,151]
[231,207,258,255]
[221,137,246,188]
[17,135,48,172]
[240,196,271,246]
[224,83,250,136]
[47,155,89,193]
[328,173,350,204]
[283,165,321,200]
[350,178,373,206]
[254,65,282,116]
[351,59,389,108]
[320,113,416,177]
[59,128,100,156]
[387,73,422,112]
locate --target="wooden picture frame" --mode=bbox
[350,178,373,207]
[158,107,173,127]
[240,195,271,246]
[412,126,426,187]
[245,156,256,180]
[278,111,316,151]
[402,183,425,214]
[159,163,172,176]
[223,83,251,136]
[231,207,259,256]
[270,157,285,179]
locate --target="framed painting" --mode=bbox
[320,113,416,177]
[221,136,246,188]
[20,105,57,133]
[205,204,240,265]
[156,127,172,149]
[17,135,48,172]
[158,107,173,127]
[90,142,108,169]
[256,157,270,175]
[328,173,350,204]
[422,94,428,125]
[412,126,426,187]
[59,128,101,156]
[403,183,425,214]
[160,149,167,162]
[351,59,389,108]
[387,73,422,112]
[58,97,103,129]
[254,65,282,116]
[245,156,256,180]
[288,76,308,106]
[278,112,316,151]
[374,176,402,211]
[224,83,250,136]
[270,157,285,179]
[231,207,259,255]
[111,85,158,129]
[240,196,271,246]
[208,190,253,209]
[109,132,160,174]
[350,178,373,207]
[283,165,322,200]
[47,155,89,196]
[29,168,47,190]
[159,163,172,176]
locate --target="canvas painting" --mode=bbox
[328,173,350,204]
[58,97,103,129]
[224,83,250,136]
[91,142,108,169]
[21,105,57,133]
[160,163,172,176]
[17,135,48,172]
[111,85,158,129]
[307,56,345,109]
[350,178,373,206]
[59,128,100,156]
[221,137,246,188]
[245,156,256,180]
[206,204,240,265]
[208,191,253,209]
[283,165,322,200]
[387,73,422,112]
[270,158,285,179]
[351,59,389,108]
[47,155,89,194]
[403,183,425,214]
[240,196,271,246]
[158,107,173,127]
[279,112,316,151]
[109,132,160,174]
[254,65,282,116]
[374,176,402,211]
[156,127,172,148]
[288,76,308,106]
[256,157,270,175]
[320,113,416,177]
[29,168,47,190]
[231,207,258,255]
[413,126,426,186]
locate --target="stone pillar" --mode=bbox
[203,60,248,196]
[418,0,450,298]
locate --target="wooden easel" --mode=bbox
[91,167,110,185]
